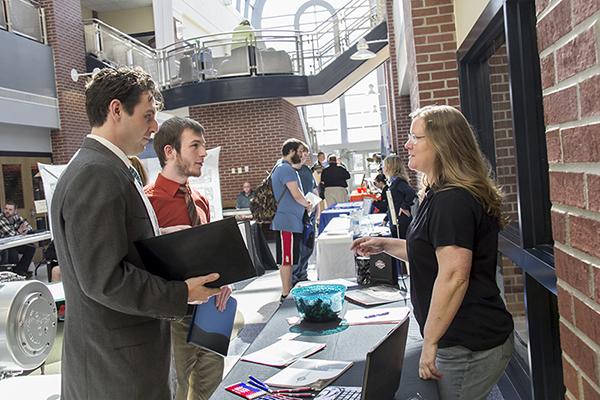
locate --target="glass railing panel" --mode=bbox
[99,28,131,66]
[201,39,251,79]
[131,46,160,82]
[0,2,7,30]
[84,23,101,56]
[7,0,43,42]
[163,43,202,85]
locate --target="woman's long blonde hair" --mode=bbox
[410,105,506,227]
[383,154,409,182]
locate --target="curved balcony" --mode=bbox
[84,0,389,109]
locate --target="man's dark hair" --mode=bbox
[4,200,16,208]
[85,67,163,127]
[327,154,337,163]
[153,116,205,167]
[374,173,387,184]
[281,138,308,156]
[317,151,325,157]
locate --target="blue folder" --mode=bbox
[187,296,238,356]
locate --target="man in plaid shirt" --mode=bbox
[0,200,34,276]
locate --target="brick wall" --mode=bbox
[409,0,460,108]
[536,0,600,398]
[189,99,305,203]
[384,1,417,186]
[40,0,89,163]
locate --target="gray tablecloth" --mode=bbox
[210,290,439,400]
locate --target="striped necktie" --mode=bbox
[129,165,143,186]
[179,184,201,226]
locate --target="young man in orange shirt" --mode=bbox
[145,116,232,400]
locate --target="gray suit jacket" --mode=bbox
[51,138,188,399]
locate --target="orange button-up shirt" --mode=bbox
[144,173,210,228]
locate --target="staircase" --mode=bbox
[83,0,390,109]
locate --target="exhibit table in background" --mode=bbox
[316,215,388,280]
[0,231,51,251]
[349,191,378,202]
[318,203,362,234]
[208,291,438,400]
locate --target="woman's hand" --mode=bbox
[419,340,442,380]
[215,285,233,311]
[350,236,385,256]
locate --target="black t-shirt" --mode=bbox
[406,187,513,351]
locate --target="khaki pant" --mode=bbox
[171,318,224,400]
[324,186,349,207]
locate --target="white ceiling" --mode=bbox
[81,0,153,12]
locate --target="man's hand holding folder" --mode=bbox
[185,272,222,304]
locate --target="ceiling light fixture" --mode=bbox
[350,38,388,61]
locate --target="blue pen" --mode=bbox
[248,375,272,392]
[364,311,390,319]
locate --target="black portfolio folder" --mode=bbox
[135,217,256,288]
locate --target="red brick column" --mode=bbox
[189,99,305,203]
[40,0,89,163]
[408,0,460,109]
[536,0,600,398]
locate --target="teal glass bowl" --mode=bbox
[290,284,346,322]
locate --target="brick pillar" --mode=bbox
[385,1,416,185]
[189,99,305,203]
[408,0,460,108]
[40,0,89,163]
[535,0,600,398]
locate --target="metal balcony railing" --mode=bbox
[83,0,384,88]
[0,0,46,44]
[84,19,160,81]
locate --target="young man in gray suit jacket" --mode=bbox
[51,67,223,400]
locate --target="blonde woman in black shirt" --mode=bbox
[351,105,513,400]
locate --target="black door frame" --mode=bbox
[457,1,563,399]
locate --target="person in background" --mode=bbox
[320,154,350,207]
[146,116,232,400]
[271,139,312,302]
[352,105,514,400]
[382,154,416,276]
[292,145,319,286]
[231,19,256,50]
[311,151,327,203]
[0,201,34,277]
[129,155,149,186]
[236,182,255,209]
[50,67,222,400]
[311,151,326,176]
[371,173,389,214]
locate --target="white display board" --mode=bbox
[38,163,68,237]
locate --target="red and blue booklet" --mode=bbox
[187,295,238,357]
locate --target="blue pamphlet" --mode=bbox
[187,296,238,356]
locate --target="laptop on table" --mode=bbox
[315,318,409,400]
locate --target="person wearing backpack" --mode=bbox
[271,139,313,301]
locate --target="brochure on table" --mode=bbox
[241,339,326,367]
[343,306,411,325]
[345,285,409,306]
[265,358,353,390]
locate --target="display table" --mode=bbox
[318,203,362,234]
[209,290,438,399]
[0,231,51,251]
[316,215,389,280]
[349,191,378,202]
[0,374,61,399]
